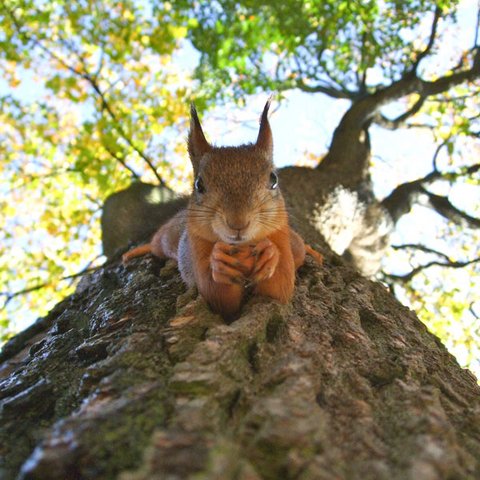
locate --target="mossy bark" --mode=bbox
[1,238,480,480]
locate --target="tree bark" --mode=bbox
[1,226,480,479]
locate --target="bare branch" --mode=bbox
[292,53,354,100]
[391,243,451,262]
[78,74,166,186]
[373,96,426,129]
[384,256,480,283]
[103,144,141,180]
[381,154,480,223]
[419,49,480,96]
[1,263,102,310]
[292,51,357,100]
[411,8,442,72]
[295,78,354,99]
[104,150,141,180]
[424,190,480,228]
[353,32,369,96]
[431,139,448,171]
[428,92,480,102]
[400,122,436,130]
[337,47,480,134]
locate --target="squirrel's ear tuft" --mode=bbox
[188,103,211,172]
[256,97,273,158]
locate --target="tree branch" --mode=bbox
[431,140,448,171]
[423,190,480,228]
[1,263,102,310]
[337,47,480,134]
[381,154,480,223]
[391,243,451,262]
[295,78,354,99]
[85,76,167,186]
[323,44,480,175]
[373,95,426,129]
[103,144,141,179]
[291,49,358,100]
[384,256,480,283]
[419,49,480,96]
[411,8,442,72]
[356,32,368,96]
[469,302,479,320]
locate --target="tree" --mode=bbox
[2,0,479,372]
[167,0,480,372]
[1,2,480,478]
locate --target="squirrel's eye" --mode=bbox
[269,172,278,190]
[194,176,206,194]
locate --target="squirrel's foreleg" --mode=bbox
[290,228,323,266]
[253,227,296,303]
[289,228,306,269]
[122,243,153,263]
[122,211,184,264]
[189,237,246,320]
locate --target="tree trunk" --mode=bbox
[1,220,480,479]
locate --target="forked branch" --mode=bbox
[381,155,480,224]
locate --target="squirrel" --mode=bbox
[123,100,323,320]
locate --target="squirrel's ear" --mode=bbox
[256,98,273,158]
[188,103,211,172]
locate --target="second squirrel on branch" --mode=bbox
[123,100,323,320]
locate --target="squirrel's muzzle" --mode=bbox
[226,220,251,232]
[223,216,252,243]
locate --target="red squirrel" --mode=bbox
[123,100,323,319]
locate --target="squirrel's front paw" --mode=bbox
[250,238,280,283]
[210,242,254,286]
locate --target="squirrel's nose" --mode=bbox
[227,220,250,232]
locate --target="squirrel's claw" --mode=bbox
[211,241,256,281]
[211,257,246,285]
[211,242,249,285]
[250,239,279,283]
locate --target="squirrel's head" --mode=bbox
[187,100,287,244]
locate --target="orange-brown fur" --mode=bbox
[123,100,322,319]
